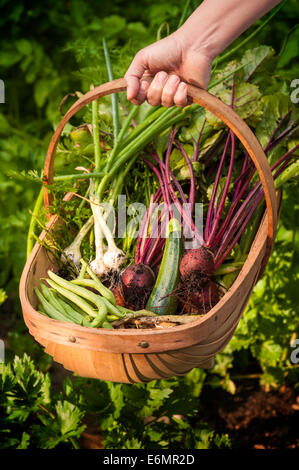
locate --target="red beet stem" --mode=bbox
[205,132,231,241]
[207,131,235,248]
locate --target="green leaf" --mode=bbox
[0,49,22,67]
[0,363,16,402]
[168,145,202,180]
[198,130,223,158]
[206,81,262,129]
[127,22,148,38]
[0,288,7,305]
[258,340,283,365]
[241,45,275,80]
[141,386,173,417]
[34,78,59,108]
[277,26,299,69]
[15,39,32,56]
[175,161,201,181]
[255,92,291,148]
[101,15,126,37]
[108,383,125,420]
[179,109,206,142]
[32,400,85,449]
[55,400,85,436]
[0,114,10,133]
[17,432,30,449]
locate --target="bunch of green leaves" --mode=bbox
[0,115,46,294]
[63,368,230,449]
[0,354,85,449]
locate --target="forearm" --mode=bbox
[125,0,282,104]
[176,0,282,61]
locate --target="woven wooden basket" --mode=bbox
[19,79,279,383]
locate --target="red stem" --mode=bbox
[174,139,195,214]
[214,146,298,266]
[215,194,260,268]
[165,142,205,246]
[136,192,161,264]
[211,167,255,250]
[207,131,235,248]
[204,133,231,241]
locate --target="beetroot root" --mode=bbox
[181,280,219,314]
[121,263,156,310]
[179,247,215,279]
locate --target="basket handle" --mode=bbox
[43,77,278,264]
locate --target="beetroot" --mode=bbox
[122,264,155,290]
[175,247,219,314]
[121,263,156,310]
[190,281,219,310]
[181,281,219,314]
[179,247,215,279]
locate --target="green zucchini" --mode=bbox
[146,218,182,315]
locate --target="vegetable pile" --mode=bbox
[31,44,298,330]
[35,260,157,329]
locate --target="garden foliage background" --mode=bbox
[0,0,298,449]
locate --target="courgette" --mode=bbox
[146,218,182,315]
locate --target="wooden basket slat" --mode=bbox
[127,353,171,381]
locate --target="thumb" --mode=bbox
[125,51,148,101]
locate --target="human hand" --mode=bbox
[125,0,281,108]
[124,32,212,108]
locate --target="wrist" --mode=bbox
[174,23,219,65]
[174,0,282,63]
[173,25,216,68]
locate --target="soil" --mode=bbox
[199,381,299,449]
[77,379,299,449]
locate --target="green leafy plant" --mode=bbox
[63,369,230,449]
[0,355,85,449]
